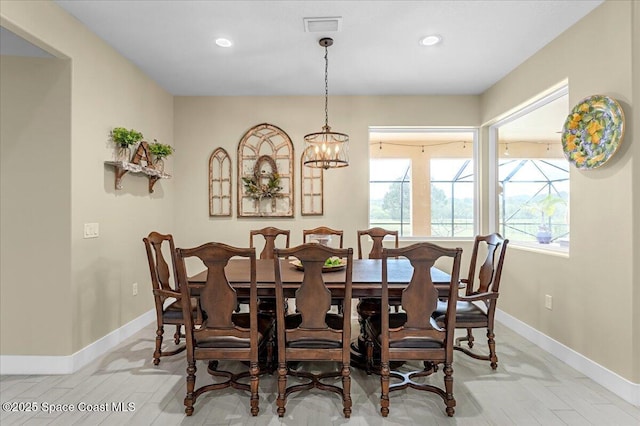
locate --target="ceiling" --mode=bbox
[1,1,594,145]
[45,0,603,96]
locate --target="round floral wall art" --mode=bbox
[561,95,625,169]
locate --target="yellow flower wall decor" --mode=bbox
[561,95,624,169]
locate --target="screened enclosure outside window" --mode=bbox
[498,158,569,242]
[369,159,412,235]
[430,159,475,237]
[368,128,477,238]
[492,87,570,246]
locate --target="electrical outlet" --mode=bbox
[83,223,99,238]
[544,294,552,310]
[133,282,138,296]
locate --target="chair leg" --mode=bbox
[443,363,455,417]
[380,362,390,417]
[341,364,352,418]
[250,362,260,416]
[174,325,181,345]
[184,361,196,416]
[487,329,498,369]
[467,328,475,348]
[276,362,287,417]
[153,325,164,365]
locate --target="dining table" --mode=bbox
[188,257,452,368]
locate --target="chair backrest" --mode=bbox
[357,227,399,259]
[175,242,258,358]
[465,233,509,297]
[302,226,344,248]
[143,231,178,300]
[273,244,353,359]
[381,243,462,359]
[250,227,290,259]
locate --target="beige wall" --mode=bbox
[481,0,637,381]
[173,95,479,253]
[1,56,72,355]
[1,0,174,354]
[1,0,637,387]
[631,0,640,385]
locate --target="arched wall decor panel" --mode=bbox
[301,147,323,215]
[237,123,294,217]
[209,147,232,216]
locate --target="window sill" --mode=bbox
[510,241,569,257]
[397,237,569,257]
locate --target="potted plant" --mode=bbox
[525,194,566,244]
[110,127,143,162]
[148,140,174,173]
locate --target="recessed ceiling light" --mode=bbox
[215,38,232,48]
[420,35,442,46]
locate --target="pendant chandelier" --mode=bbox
[303,38,349,169]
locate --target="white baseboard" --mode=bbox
[0,309,155,375]
[3,307,638,408]
[496,309,640,407]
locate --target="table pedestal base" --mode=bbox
[349,298,404,371]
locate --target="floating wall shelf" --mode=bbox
[104,161,171,193]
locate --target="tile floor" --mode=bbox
[2,321,639,425]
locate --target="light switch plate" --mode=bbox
[83,223,99,238]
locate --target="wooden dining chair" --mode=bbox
[273,243,354,418]
[303,226,345,312]
[248,227,291,315]
[357,227,401,314]
[143,231,199,365]
[357,227,398,260]
[250,227,290,259]
[175,242,275,416]
[302,226,344,247]
[434,233,509,369]
[365,242,462,417]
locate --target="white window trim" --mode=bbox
[369,126,479,239]
[487,85,569,253]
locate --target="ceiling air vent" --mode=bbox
[303,17,342,33]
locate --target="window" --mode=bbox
[492,86,570,246]
[369,159,411,235]
[498,158,569,242]
[369,128,477,238]
[431,159,475,237]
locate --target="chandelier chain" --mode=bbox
[303,37,348,169]
[324,45,329,129]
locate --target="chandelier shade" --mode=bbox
[303,38,349,169]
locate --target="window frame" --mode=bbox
[368,127,479,240]
[488,85,570,252]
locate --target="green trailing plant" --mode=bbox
[148,141,175,159]
[110,127,143,148]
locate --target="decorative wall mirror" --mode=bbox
[209,147,232,216]
[301,147,323,215]
[237,123,294,217]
